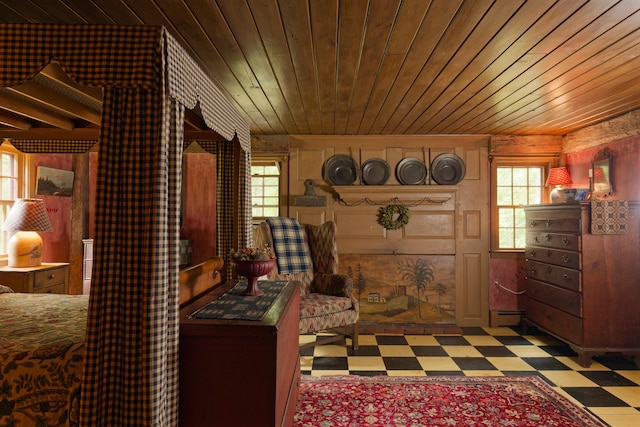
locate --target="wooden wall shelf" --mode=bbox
[332,185,456,206]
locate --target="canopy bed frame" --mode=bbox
[0,23,251,426]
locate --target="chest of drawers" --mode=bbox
[523,203,640,367]
[0,263,69,294]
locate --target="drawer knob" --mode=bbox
[530,267,537,274]
[546,250,552,257]
[562,255,570,263]
[562,237,569,246]
[562,274,570,281]
[545,220,552,227]
[546,266,553,273]
[529,249,536,257]
[545,234,552,242]
[530,220,537,227]
[49,274,55,279]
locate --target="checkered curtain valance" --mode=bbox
[0,23,250,151]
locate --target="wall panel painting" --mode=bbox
[339,254,455,324]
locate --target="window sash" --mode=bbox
[0,143,29,256]
[490,156,553,252]
[251,160,280,221]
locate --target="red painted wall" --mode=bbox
[489,257,527,311]
[565,135,640,201]
[180,153,217,265]
[37,152,218,267]
[489,135,640,312]
[33,154,73,263]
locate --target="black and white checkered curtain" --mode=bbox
[0,23,252,427]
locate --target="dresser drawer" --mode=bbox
[525,246,581,269]
[0,263,68,294]
[33,267,67,290]
[527,217,581,233]
[33,283,66,294]
[526,232,581,251]
[526,279,582,317]
[526,260,581,291]
[525,299,583,345]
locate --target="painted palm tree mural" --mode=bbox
[398,258,435,319]
[341,254,455,324]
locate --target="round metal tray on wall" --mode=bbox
[324,154,359,185]
[396,157,427,185]
[361,158,391,185]
[431,153,466,185]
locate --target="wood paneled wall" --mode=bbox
[283,134,490,327]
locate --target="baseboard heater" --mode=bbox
[489,310,525,327]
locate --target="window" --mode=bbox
[0,143,28,255]
[490,157,551,252]
[251,160,280,221]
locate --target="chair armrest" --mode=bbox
[311,273,354,298]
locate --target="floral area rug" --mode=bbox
[294,375,607,427]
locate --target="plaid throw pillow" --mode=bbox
[266,217,312,274]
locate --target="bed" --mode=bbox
[0,287,86,426]
[0,257,224,427]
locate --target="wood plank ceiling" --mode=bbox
[2,0,640,139]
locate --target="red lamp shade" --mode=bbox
[545,166,573,186]
[546,167,572,203]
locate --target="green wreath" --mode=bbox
[378,204,410,230]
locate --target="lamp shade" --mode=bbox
[545,167,572,186]
[2,198,52,232]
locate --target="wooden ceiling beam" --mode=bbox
[184,109,207,131]
[0,90,76,130]
[0,110,33,130]
[39,63,103,104]
[7,81,101,125]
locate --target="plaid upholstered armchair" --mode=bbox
[254,218,359,350]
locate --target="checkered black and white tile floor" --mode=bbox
[299,326,640,427]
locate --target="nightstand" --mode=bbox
[0,263,69,294]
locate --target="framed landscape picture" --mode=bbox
[36,166,74,197]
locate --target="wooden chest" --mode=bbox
[179,280,300,427]
[523,203,640,367]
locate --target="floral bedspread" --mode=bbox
[0,293,88,427]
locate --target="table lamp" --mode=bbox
[2,198,52,267]
[546,166,573,203]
